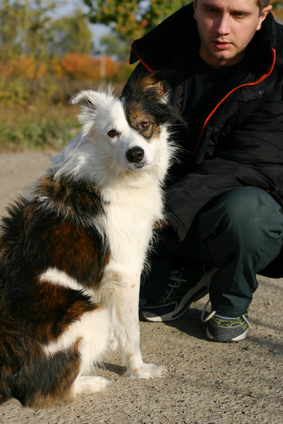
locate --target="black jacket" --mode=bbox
[126,4,283,277]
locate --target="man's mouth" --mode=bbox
[214,41,231,49]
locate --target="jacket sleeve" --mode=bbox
[166,72,283,241]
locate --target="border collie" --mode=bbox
[0,74,177,408]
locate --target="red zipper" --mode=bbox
[194,48,276,155]
[131,46,165,94]
[131,46,154,73]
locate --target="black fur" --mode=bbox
[0,171,110,407]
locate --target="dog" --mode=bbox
[0,74,177,408]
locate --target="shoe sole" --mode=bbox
[206,326,249,342]
[141,268,217,322]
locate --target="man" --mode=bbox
[123,0,283,342]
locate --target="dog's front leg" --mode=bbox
[112,276,167,379]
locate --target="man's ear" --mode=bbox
[256,5,273,31]
[193,0,197,20]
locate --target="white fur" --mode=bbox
[43,302,110,395]
[38,87,173,394]
[40,268,90,294]
[39,268,92,296]
[43,306,110,371]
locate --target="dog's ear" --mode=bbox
[69,91,97,107]
[125,72,168,105]
[133,72,164,97]
[136,73,163,91]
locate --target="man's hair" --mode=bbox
[259,0,270,10]
[194,0,270,12]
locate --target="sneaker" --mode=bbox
[201,300,252,342]
[139,267,217,322]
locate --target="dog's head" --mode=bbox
[68,74,177,183]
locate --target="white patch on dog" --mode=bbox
[75,376,110,395]
[40,268,85,292]
[43,307,110,375]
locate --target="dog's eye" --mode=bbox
[138,122,150,131]
[108,129,119,138]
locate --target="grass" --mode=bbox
[0,103,82,152]
[0,79,125,152]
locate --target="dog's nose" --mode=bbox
[126,147,144,163]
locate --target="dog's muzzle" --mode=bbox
[126,147,145,167]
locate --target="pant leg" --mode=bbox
[196,187,283,316]
[142,186,283,311]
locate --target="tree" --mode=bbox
[83,0,190,41]
[99,34,129,61]
[21,0,58,92]
[0,0,28,81]
[271,0,283,23]
[50,9,94,57]
[24,0,57,59]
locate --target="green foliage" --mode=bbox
[0,1,94,62]
[144,0,191,33]
[100,34,130,61]
[84,0,191,41]
[0,80,123,152]
[24,0,57,60]
[0,0,28,81]
[0,0,97,101]
[271,0,283,22]
[0,74,62,105]
[0,104,81,151]
[50,9,94,56]
[0,78,30,104]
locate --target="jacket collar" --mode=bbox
[130,3,283,74]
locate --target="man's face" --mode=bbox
[193,0,272,66]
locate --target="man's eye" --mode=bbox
[108,129,119,138]
[138,122,150,131]
[233,12,245,17]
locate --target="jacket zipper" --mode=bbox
[194,48,276,155]
[131,46,165,94]
[131,46,276,156]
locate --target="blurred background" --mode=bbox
[0,0,282,152]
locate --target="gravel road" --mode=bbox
[0,151,282,424]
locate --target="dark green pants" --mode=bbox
[142,187,283,316]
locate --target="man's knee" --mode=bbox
[199,187,283,250]
[221,187,283,238]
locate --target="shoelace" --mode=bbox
[169,270,188,288]
[169,264,207,288]
[201,300,216,323]
[201,299,253,329]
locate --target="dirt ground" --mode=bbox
[0,151,283,424]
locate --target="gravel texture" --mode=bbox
[0,151,282,424]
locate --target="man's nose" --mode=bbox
[215,14,231,35]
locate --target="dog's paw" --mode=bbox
[75,376,110,395]
[125,362,167,379]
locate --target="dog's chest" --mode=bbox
[100,183,163,264]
